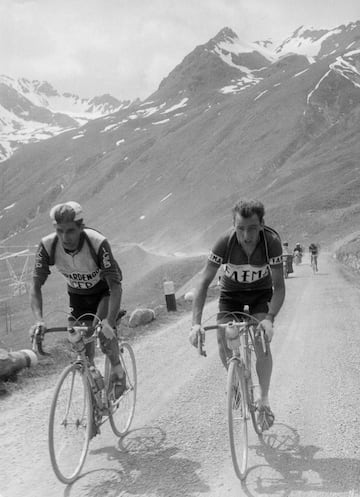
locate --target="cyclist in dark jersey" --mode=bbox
[190,200,285,430]
[309,242,319,271]
[29,201,126,397]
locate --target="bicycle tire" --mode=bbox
[245,338,262,436]
[48,363,92,484]
[109,342,137,437]
[227,360,248,480]
[311,256,316,274]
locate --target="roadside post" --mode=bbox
[163,280,177,311]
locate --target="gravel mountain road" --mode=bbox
[1,253,360,497]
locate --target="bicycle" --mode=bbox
[282,255,289,278]
[31,312,137,484]
[197,312,267,480]
[310,254,318,274]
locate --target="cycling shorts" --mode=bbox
[218,288,273,319]
[68,288,110,321]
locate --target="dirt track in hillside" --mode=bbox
[2,253,360,497]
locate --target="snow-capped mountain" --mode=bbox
[1,20,360,255]
[0,75,135,162]
[275,21,360,60]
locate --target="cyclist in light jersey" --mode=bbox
[30,201,126,398]
[190,200,285,430]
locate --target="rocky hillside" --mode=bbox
[0,21,360,291]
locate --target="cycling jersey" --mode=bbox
[208,227,282,292]
[309,244,318,255]
[33,228,122,295]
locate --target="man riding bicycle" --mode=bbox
[293,242,303,256]
[309,242,319,271]
[190,200,285,430]
[293,242,303,264]
[29,201,126,398]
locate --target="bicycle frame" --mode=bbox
[310,253,317,273]
[38,314,136,484]
[197,312,266,480]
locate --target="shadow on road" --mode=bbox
[242,423,359,496]
[64,425,210,497]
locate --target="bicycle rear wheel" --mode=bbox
[48,363,92,484]
[227,359,248,480]
[109,342,137,437]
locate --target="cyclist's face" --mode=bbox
[55,222,82,251]
[234,213,263,248]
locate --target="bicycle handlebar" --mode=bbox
[32,325,98,356]
[197,320,268,357]
[31,309,127,356]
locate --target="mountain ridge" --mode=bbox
[1,20,360,258]
[0,74,138,162]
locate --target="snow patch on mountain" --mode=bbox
[0,75,126,120]
[275,26,342,58]
[162,98,188,114]
[220,69,263,94]
[330,52,360,88]
[0,75,134,162]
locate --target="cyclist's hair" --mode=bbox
[232,200,265,223]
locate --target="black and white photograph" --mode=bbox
[1,1,360,496]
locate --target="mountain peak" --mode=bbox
[206,26,260,55]
[210,27,238,44]
[32,80,59,97]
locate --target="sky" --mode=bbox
[1,0,359,101]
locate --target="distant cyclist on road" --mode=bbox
[293,242,303,264]
[29,201,126,398]
[293,242,303,256]
[309,242,319,271]
[190,200,285,430]
[282,241,293,275]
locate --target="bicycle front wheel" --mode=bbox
[227,360,248,480]
[48,363,92,484]
[109,342,137,437]
[245,343,262,436]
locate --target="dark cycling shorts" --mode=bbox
[68,289,110,322]
[67,288,120,366]
[218,288,273,320]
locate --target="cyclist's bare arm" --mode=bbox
[266,265,285,318]
[103,276,122,327]
[192,261,219,325]
[30,278,44,322]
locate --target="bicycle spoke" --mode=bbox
[109,342,137,436]
[227,360,248,480]
[246,337,263,436]
[49,364,92,483]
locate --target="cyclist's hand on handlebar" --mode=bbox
[189,324,202,347]
[29,321,46,340]
[29,321,46,348]
[101,318,116,340]
[258,319,274,342]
